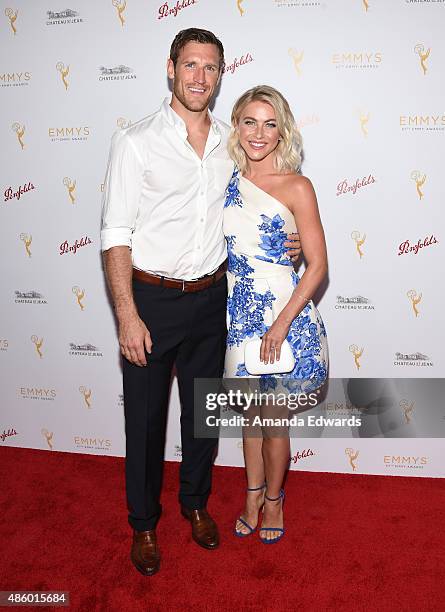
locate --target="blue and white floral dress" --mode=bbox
[223,170,328,393]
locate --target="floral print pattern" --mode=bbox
[223,170,328,393]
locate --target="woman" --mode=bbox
[224,85,328,543]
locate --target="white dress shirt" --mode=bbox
[101,98,234,280]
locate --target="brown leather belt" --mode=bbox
[133,261,227,293]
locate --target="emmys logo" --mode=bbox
[19,387,56,401]
[1,72,31,88]
[4,181,35,203]
[174,444,182,457]
[357,110,370,137]
[117,117,131,129]
[12,122,25,150]
[345,448,359,472]
[69,343,103,357]
[72,286,85,310]
[1,428,18,442]
[5,7,18,34]
[0,340,8,352]
[351,230,366,259]
[400,115,445,133]
[63,177,76,203]
[31,335,43,358]
[384,455,427,470]
[290,448,314,464]
[332,52,381,69]
[41,428,54,450]
[222,53,254,76]
[79,386,92,408]
[158,0,197,20]
[48,126,90,142]
[400,400,414,424]
[362,0,369,11]
[56,62,70,90]
[414,44,430,76]
[323,402,364,416]
[410,171,426,200]
[98,65,136,81]
[20,233,32,257]
[15,290,46,305]
[237,0,245,16]
[398,234,437,256]
[336,174,375,197]
[335,295,374,311]
[394,351,433,367]
[349,344,364,370]
[112,0,126,26]
[406,289,422,317]
[46,9,82,25]
[288,49,304,76]
[74,436,112,451]
[60,236,92,256]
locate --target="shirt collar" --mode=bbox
[161,97,221,140]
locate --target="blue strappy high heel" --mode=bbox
[259,489,285,544]
[234,483,266,538]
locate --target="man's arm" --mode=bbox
[101,128,149,366]
[284,232,301,262]
[103,246,152,367]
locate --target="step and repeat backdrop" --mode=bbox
[1,0,444,477]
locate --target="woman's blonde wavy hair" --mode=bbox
[227,85,303,174]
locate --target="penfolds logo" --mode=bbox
[1,428,18,442]
[337,174,375,197]
[398,234,438,256]
[223,53,254,75]
[290,448,314,464]
[158,0,197,19]
[4,181,35,203]
[60,236,92,255]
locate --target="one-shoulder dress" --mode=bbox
[223,170,328,393]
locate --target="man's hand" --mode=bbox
[118,313,152,367]
[284,232,301,262]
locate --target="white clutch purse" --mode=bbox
[244,338,295,376]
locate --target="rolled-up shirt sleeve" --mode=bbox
[100,129,144,252]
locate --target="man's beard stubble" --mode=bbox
[173,82,211,113]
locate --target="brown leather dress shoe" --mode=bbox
[181,507,220,550]
[130,529,160,576]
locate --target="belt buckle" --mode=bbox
[182,279,186,292]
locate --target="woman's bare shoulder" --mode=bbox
[278,174,315,208]
[282,173,314,192]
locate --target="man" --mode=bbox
[101,28,300,576]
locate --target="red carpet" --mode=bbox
[0,447,444,612]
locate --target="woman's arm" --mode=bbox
[261,175,327,364]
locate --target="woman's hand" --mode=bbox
[260,319,290,365]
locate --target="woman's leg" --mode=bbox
[235,407,266,535]
[259,403,290,541]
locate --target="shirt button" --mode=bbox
[200,218,204,223]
